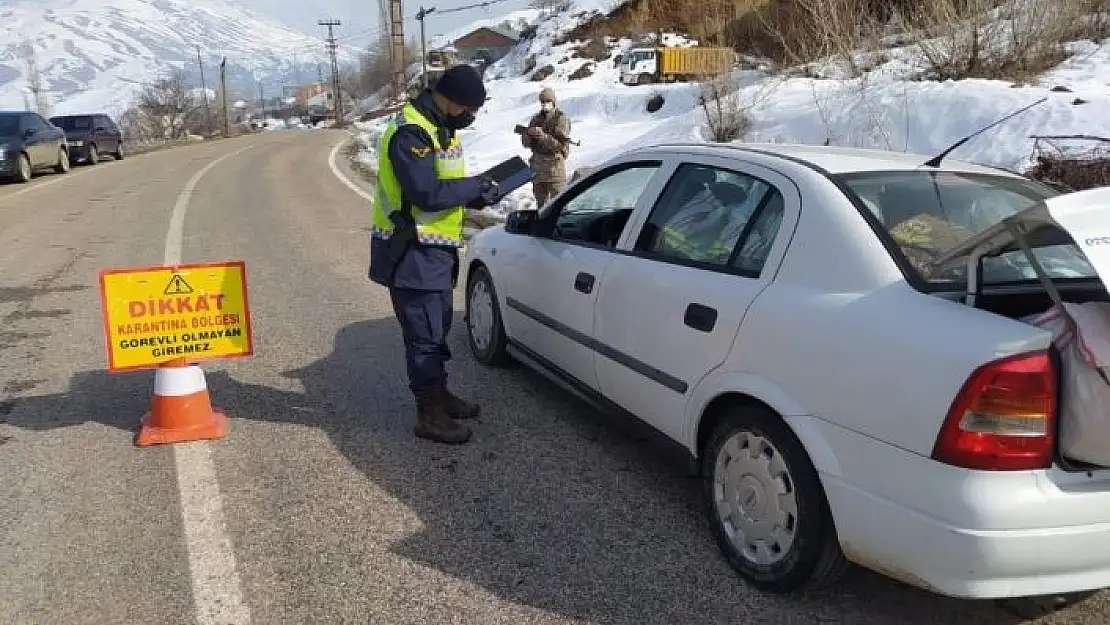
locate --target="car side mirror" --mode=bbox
[503,209,537,235]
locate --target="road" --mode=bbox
[0,129,1107,625]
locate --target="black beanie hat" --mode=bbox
[434,64,487,109]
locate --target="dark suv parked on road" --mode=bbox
[0,111,70,183]
[49,113,124,165]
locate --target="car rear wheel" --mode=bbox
[465,264,512,367]
[54,148,70,174]
[87,144,99,165]
[114,142,125,160]
[702,403,849,593]
[15,153,32,183]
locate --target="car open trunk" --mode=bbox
[931,186,1110,470]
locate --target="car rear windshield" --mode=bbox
[833,170,1099,288]
[0,115,19,136]
[50,116,92,131]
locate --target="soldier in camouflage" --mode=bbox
[521,87,572,207]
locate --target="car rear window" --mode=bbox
[833,170,1099,288]
[50,116,92,131]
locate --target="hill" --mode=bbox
[0,0,360,116]
[350,0,1110,216]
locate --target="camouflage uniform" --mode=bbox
[521,90,572,207]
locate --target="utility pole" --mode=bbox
[258,82,265,119]
[417,6,435,89]
[319,19,344,124]
[389,0,405,101]
[220,57,230,138]
[293,47,301,87]
[196,45,212,136]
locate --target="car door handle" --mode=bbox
[684,303,717,332]
[574,272,595,294]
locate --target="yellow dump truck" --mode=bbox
[619,46,734,85]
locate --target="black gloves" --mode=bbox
[470,176,502,208]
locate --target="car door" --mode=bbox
[497,159,671,390]
[22,114,48,167]
[591,157,799,442]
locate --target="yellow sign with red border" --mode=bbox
[99,261,254,372]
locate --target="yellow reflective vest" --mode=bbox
[370,102,467,247]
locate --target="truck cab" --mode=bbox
[620,47,659,85]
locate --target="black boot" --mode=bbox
[438,381,481,420]
[414,392,471,444]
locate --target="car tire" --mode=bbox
[87,144,99,166]
[465,264,512,367]
[114,142,125,160]
[702,403,849,594]
[15,153,32,183]
[54,147,70,174]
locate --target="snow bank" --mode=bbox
[348,0,1110,217]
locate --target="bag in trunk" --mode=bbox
[1026,302,1110,466]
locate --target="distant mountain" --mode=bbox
[0,0,361,115]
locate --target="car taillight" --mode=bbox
[931,350,1057,471]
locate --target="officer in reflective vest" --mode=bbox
[369,64,502,445]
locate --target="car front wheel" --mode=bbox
[465,264,512,367]
[15,153,32,183]
[702,403,849,593]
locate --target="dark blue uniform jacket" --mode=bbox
[368,90,484,291]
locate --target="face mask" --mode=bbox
[446,110,475,130]
[541,102,554,112]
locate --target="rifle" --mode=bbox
[514,124,581,146]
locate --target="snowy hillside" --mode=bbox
[0,0,359,115]
[352,0,1110,217]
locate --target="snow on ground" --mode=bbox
[351,0,1110,217]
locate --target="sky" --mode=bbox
[238,0,535,50]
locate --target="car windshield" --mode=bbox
[50,116,92,131]
[0,115,19,137]
[834,170,1098,287]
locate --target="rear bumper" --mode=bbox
[813,417,1110,599]
[826,476,1110,598]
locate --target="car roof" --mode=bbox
[626,142,1022,178]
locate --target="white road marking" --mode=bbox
[327,138,375,202]
[164,144,255,625]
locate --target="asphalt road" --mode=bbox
[1,129,1109,625]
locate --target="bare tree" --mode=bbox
[136,67,201,139]
[699,72,779,143]
[18,39,51,118]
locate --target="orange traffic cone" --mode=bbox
[136,358,229,447]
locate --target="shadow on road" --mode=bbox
[1,317,1101,625]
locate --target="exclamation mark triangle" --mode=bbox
[164,274,194,295]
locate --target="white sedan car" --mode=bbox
[461,142,1110,600]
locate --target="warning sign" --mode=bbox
[99,261,253,372]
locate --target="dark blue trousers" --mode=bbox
[389,287,453,398]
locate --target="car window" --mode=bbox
[548,162,662,248]
[51,116,92,131]
[633,163,786,274]
[834,170,1096,287]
